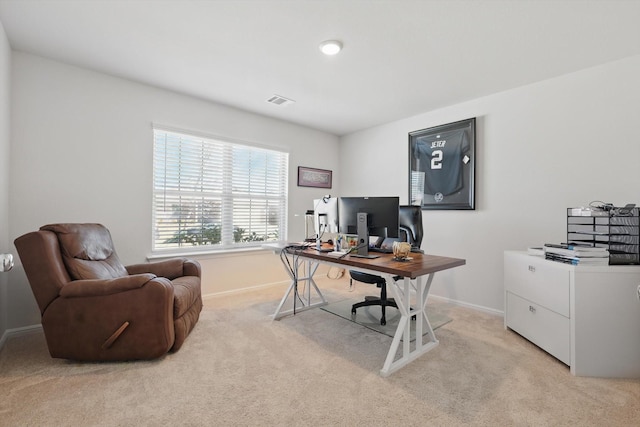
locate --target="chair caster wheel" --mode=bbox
[381,319,386,326]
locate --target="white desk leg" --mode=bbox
[272,268,298,320]
[272,255,327,320]
[380,273,438,376]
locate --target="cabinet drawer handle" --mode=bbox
[528,265,536,273]
[529,305,536,313]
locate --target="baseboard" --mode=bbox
[203,271,348,300]
[0,323,43,352]
[203,279,505,318]
[0,293,500,352]
[429,294,504,317]
[203,279,289,300]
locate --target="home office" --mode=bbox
[1,1,639,425]
[269,196,466,375]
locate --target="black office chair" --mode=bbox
[350,205,424,325]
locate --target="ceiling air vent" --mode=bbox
[266,94,295,106]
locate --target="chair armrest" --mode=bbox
[126,258,201,280]
[59,273,157,298]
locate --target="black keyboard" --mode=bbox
[369,246,423,254]
[369,247,393,253]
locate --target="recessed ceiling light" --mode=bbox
[319,40,343,56]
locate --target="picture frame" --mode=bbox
[408,118,476,210]
[297,166,332,189]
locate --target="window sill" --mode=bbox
[147,246,267,261]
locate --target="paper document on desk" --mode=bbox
[324,251,348,257]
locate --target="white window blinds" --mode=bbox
[153,128,289,251]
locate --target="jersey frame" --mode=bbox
[408,118,476,210]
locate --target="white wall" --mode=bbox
[0,19,10,341]
[8,52,340,329]
[340,54,640,313]
[8,49,639,331]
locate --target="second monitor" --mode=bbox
[338,196,400,257]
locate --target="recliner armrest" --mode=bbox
[126,258,201,280]
[59,273,157,298]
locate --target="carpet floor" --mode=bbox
[0,276,638,426]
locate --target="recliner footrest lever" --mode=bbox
[102,321,130,350]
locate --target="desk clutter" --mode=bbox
[542,243,609,266]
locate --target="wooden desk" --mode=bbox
[265,243,466,376]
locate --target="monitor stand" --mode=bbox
[351,212,379,259]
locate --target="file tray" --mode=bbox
[567,206,640,265]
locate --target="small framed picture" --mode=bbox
[409,118,476,210]
[345,235,359,248]
[297,166,332,189]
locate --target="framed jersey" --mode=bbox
[409,118,475,210]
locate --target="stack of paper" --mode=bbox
[527,247,545,256]
[543,244,609,265]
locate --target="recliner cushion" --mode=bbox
[41,223,128,280]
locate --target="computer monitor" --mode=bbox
[313,197,339,235]
[338,196,400,257]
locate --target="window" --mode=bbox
[153,128,289,252]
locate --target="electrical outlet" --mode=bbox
[0,253,13,272]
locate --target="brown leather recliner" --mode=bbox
[14,223,203,361]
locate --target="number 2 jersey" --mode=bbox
[413,129,470,196]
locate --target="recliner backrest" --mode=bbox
[40,223,128,280]
[398,205,423,248]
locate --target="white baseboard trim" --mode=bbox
[0,323,43,351]
[429,294,504,317]
[203,280,505,319]
[203,273,346,300]
[0,292,502,352]
[203,279,289,300]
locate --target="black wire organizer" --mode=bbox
[567,206,640,265]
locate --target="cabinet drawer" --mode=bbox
[506,292,570,365]
[504,253,570,317]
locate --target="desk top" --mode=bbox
[264,242,466,279]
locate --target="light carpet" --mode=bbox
[0,276,638,426]
[321,298,451,340]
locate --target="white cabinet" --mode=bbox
[504,251,640,378]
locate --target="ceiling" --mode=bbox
[1,0,640,136]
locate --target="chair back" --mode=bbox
[398,205,423,248]
[14,224,128,314]
[40,223,128,280]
